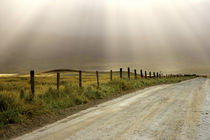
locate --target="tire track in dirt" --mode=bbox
[119,78,206,140]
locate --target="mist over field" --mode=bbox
[0,0,210,74]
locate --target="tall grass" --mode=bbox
[0,72,193,127]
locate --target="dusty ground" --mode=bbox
[15,78,210,140]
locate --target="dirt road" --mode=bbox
[15,78,210,140]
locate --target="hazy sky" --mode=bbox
[0,0,210,74]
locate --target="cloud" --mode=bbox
[0,0,210,74]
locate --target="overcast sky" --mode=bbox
[0,0,210,74]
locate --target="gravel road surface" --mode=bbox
[15,78,210,140]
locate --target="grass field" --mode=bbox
[0,71,194,128]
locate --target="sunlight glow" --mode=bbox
[0,0,210,74]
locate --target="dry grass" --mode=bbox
[0,71,132,95]
[0,71,194,128]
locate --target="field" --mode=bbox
[0,71,194,129]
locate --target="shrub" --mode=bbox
[0,94,15,112]
[19,89,25,99]
[0,94,24,127]
[120,80,135,90]
[84,86,99,99]
[0,110,23,127]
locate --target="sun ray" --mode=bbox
[0,0,210,74]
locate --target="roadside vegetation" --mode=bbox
[0,72,194,128]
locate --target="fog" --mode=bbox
[0,0,210,74]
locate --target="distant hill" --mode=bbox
[44,69,114,73]
[44,69,80,73]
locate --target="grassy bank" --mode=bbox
[0,75,194,128]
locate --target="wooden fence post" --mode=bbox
[110,70,112,81]
[145,71,147,79]
[134,69,137,80]
[79,71,82,88]
[128,67,130,80]
[120,68,123,79]
[57,72,60,90]
[30,70,35,95]
[96,71,99,88]
[149,72,152,78]
[140,69,143,78]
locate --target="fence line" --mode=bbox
[30,70,35,95]
[79,71,82,88]
[110,70,112,81]
[29,67,197,96]
[96,71,99,88]
[120,68,123,79]
[140,69,143,78]
[57,72,60,90]
[128,67,130,80]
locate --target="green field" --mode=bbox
[0,71,194,128]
